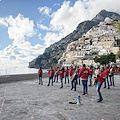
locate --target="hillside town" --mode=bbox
[58,17,120,66]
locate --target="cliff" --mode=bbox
[29,10,120,69]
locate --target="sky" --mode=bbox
[0,0,120,68]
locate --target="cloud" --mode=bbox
[53,3,61,7]
[41,1,93,47]
[9,55,16,60]
[5,14,36,49]
[50,1,95,33]
[88,0,120,14]
[44,32,64,47]
[37,23,50,31]
[3,45,20,55]
[38,33,42,40]
[38,6,52,16]
[0,14,46,67]
[0,43,45,67]
[0,18,8,27]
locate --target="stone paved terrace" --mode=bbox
[0,75,120,120]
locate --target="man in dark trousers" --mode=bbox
[104,64,110,89]
[64,66,69,84]
[38,67,43,85]
[47,66,55,86]
[89,65,93,86]
[95,67,106,102]
[69,65,77,91]
[79,64,90,95]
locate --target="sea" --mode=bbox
[0,66,48,76]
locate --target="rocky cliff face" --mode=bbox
[29,10,120,69]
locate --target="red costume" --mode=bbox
[104,67,110,76]
[89,68,93,75]
[38,69,42,77]
[48,69,55,77]
[118,67,120,75]
[96,71,107,83]
[79,67,90,79]
[65,68,69,75]
[59,70,64,78]
[110,68,115,73]
[69,68,75,77]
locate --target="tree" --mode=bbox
[108,53,116,63]
[116,51,120,60]
[116,21,120,32]
[94,53,116,65]
[100,55,108,65]
[94,56,100,63]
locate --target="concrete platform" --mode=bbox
[0,75,120,120]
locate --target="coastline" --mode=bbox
[0,73,48,84]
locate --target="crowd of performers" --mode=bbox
[38,64,120,103]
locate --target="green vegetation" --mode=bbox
[116,51,120,60]
[116,21,120,32]
[94,53,116,65]
[52,58,58,65]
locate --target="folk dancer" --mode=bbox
[93,65,100,86]
[77,66,81,85]
[54,66,59,83]
[38,67,43,85]
[79,64,90,95]
[59,67,64,89]
[104,65,110,89]
[95,67,106,102]
[69,66,77,91]
[64,66,69,84]
[47,66,55,86]
[89,65,93,86]
[117,66,120,77]
[109,66,115,86]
